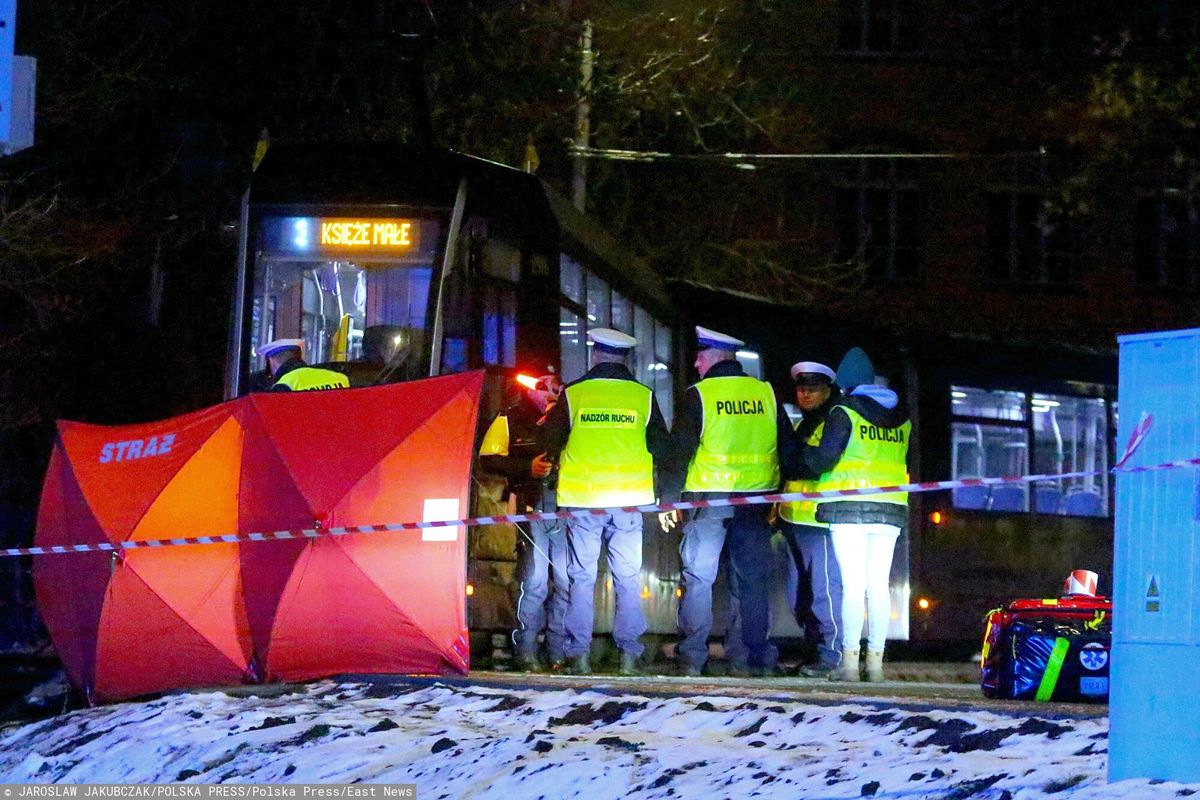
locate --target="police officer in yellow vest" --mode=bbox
[540,328,670,675]
[779,360,844,678]
[798,347,910,682]
[660,326,792,677]
[257,339,351,392]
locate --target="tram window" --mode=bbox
[632,305,657,387]
[949,384,1113,517]
[586,272,611,327]
[250,257,430,383]
[557,257,674,423]
[482,284,517,367]
[736,349,762,380]
[654,321,674,426]
[611,290,634,334]
[559,306,587,382]
[950,386,1025,421]
[1032,393,1109,516]
[440,339,469,374]
[561,256,584,304]
[481,241,521,283]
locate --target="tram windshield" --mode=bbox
[246,215,442,389]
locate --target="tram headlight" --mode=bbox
[917,597,933,611]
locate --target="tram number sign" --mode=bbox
[319,218,417,250]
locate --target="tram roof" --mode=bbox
[670,279,1115,388]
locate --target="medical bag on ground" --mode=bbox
[980,595,1112,703]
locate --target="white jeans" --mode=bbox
[829,523,900,652]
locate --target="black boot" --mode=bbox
[619,651,641,676]
[569,655,592,675]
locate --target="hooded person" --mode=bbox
[798,347,910,682]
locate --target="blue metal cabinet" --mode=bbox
[1111,327,1200,783]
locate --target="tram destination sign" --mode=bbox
[265,216,422,255]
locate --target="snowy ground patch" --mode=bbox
[0,681,1195,798]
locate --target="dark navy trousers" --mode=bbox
[512,517,569,661]
[783,520,844,666]
[677,504,774,670]
[562,509,646,659]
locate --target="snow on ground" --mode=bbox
[0,680,1195,799]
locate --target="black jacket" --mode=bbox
[478,395,554,510]
[800,388,911,528]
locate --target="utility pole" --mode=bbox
[572,19,593,212]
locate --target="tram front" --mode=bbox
[226,143,548,398]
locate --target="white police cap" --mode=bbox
[789,360,836,383]
[695,325,744,352]
[256,338,305,359]
[587,327,637,354]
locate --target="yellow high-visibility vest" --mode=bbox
[478,415,510,456]
[273,366,350,392]
[780,420,828,526]
[683,376,780,493]
[815,406,910,506]
[557,379,655,508]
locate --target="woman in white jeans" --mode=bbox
[828,523,901,679]
[795,347,911,682]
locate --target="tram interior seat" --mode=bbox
[990,485,1028,512]
[1064,489,1104,517]
[953,485,990,510]
[1034,486,1063,515]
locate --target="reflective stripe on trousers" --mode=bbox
[512,517,569,660]
[782,521,844,665]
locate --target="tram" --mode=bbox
[225,143,688,644]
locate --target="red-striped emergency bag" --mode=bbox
[980,595,1111,703]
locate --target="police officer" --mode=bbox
[779,360,844,678]
[660,326,792,677]
[540,328,670,675]
[477,372,567,672]
[800,347,910,682]
[257,339,350,391]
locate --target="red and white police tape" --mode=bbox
[3,412,1169,559]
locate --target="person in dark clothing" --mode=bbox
[799,347,911,682]
[540,328,671,675]
[660,327,795,677]
[340,325,414,387]
[257,339,350,392]
[778,360,844,678]
[477,373,565,672]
